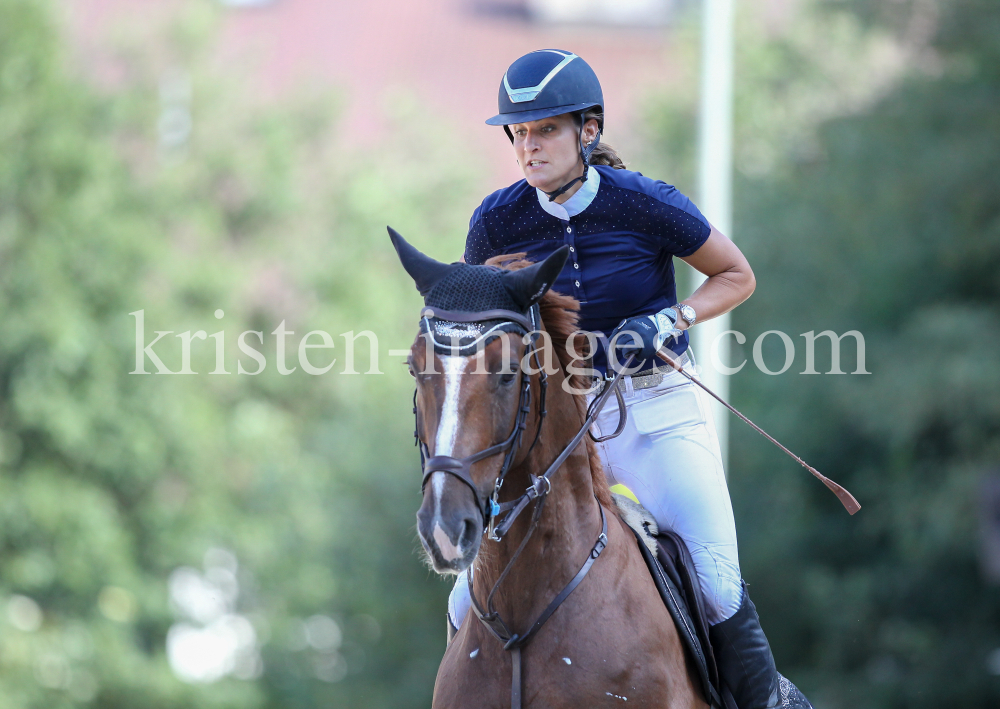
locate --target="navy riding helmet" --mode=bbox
[486,49,604,201]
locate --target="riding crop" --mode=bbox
[654,347,861,515]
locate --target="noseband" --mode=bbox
[414,305,549,530]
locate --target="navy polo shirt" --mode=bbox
[464,164,711,374]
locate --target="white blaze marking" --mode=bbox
[427,354,481,564]
[433,522,462,562]
[563,657,572,665]
[606,693,627,701]
[435,355,469,456]
[431,471,447,512]
[469,649,479,658]
[429,459,461,562]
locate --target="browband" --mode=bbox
[420,307,535,333]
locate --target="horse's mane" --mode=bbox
[485,254,613,509]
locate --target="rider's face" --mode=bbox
[510,114,598,201]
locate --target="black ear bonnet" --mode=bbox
[388,227,569,355]
[422,266,535,355]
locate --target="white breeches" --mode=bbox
[448,354,744,629]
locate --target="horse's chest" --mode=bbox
[434,633,671,709]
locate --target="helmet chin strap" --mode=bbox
[542,121,601,202]
[504,118,602,203]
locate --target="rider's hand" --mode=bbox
[610,316,659,362]
[610,310,683,363]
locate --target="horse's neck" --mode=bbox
[473,377,602,627]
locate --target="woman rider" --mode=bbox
[447,49,812,709]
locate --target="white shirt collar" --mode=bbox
[535,166,601,221]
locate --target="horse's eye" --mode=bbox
[500,370,518,386]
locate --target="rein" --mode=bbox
[412,303,634,709]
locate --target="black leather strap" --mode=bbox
[490,355,632,540]
[587,382,627,443]
[516,505,607,648]
[470,505,609,709]
[418,370,531,528]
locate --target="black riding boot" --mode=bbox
[708,582,813,709]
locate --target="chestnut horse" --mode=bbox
[392,229,708,709]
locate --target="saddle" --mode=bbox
[613,494,732,709]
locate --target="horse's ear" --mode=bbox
[388,226,454,297]
[502,246,569,310]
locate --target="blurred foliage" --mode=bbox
[648,1,1000,707]
[4,0,1000,706]
[0,0,480,706]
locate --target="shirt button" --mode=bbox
[569,247,575,252]
[566,226,572,233]
[573,262,580,269]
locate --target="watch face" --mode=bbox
[678,304,696,324]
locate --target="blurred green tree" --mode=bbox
[0,0,478,707]
[649,1,1000,707]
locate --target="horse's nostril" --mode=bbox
[461,517,479,546]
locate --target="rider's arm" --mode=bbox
[674,225,756,332]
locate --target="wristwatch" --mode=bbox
[673,303,697,326]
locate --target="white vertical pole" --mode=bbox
[693,0,735,469]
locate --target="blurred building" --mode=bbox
[66,0,686,183]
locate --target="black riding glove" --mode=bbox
[610,316,660,362]
[610,310,683,365]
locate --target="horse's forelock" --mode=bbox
[484,253,613,510]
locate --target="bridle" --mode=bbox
[413,304,548,530]
[411,304,633,709]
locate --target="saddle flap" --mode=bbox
[624,522,725,708]
[654,528,721,694]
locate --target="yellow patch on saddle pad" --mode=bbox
[609,483,639,504]
[611,491,658,555]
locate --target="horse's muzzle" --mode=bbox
[417,471,483,574]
